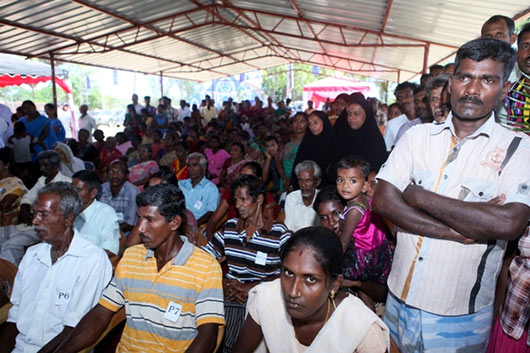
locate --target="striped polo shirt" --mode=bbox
[99,237,225,352]
[202,218,292,282]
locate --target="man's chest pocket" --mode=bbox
[412,170,435,190]
[459,178,496,202]
[51,282,76,318]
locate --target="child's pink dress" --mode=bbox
[340,200,393,283]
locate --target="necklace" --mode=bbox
[294,296,333,343]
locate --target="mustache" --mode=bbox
[458,95,483,105]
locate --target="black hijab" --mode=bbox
[291,110,336,189]
[333,93,387,174]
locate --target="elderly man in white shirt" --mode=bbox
[0,182,112,353]
[0,151,71,266]
[72,170,121,256]
[284,160,321,232]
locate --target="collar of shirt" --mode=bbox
[144,235,194,266]
[77,199,101,222]
[292,189,319,208]
[33,230,86,266]
[181,176,209,190]
[430,112,495,140]
[104,181,135,199]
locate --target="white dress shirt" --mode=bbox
[284,189,320,232]
[8,231,112,352]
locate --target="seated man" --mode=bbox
[202,175,291,352]
[178,152,219,225]
[284,160,321,231]
[206,161,279,240]
[0,150,71,265]
[72,170,121,256]
[99,160,139,233]
[0,182,112,353]
[53,184,225,353]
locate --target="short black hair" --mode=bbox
[420,73,432,82]
[413,84,426,95]
[230,174,265,201]
[394,81,417,96]
[429,64,444,73]
[281,226,343,280]
[337,156,370,180]
[241,161,262,177]
[136,184,187,230]
[265,135,278,144]
[518,22,530,47]
[151,169,178,186]
[483,15,515,36]
[72,170,102,196]
[313,186,343,213]
[14,121,26,133]
[38,150,61,166]
[454,38,516,83]
[388,102,401,112]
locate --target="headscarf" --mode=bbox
[333,93,388,174]
[54,142,85,177]
[291,110,336,188]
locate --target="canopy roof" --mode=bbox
[0,53,71,93]
[0,0,528,82]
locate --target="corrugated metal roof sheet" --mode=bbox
[0,0,528,82]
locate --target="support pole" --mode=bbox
[397,69,401,83]
[50,52,58,113]
[422,44,430,74]
[160,71,164,97]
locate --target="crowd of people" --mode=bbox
[0,14,528,353]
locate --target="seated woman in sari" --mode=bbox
[128,144,159,190]
[0,148,27,225]
[233,226,389,353]
[219,142,248,191]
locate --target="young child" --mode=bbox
[6,122,38,185]
[336,156,393,310]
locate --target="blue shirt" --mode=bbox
[178,177,219,220]
[74,200,121,255]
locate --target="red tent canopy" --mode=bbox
[0,54,71,93]
[303,77,377,109]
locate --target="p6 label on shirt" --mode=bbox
[56,291,71,305]
[164,301,182,323]
[116,212,124,222]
